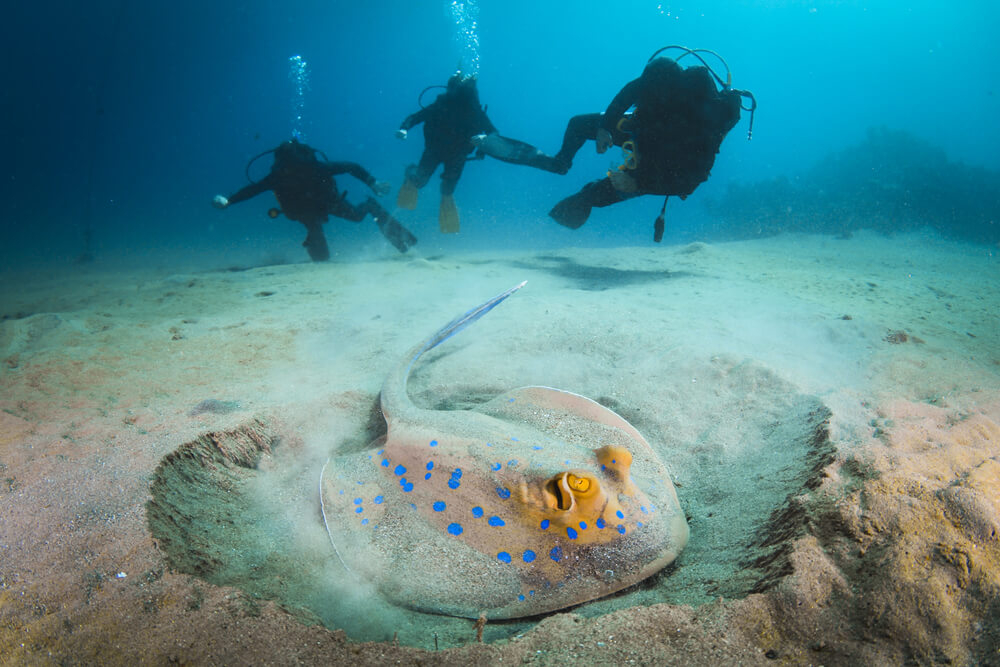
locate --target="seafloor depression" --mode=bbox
[146,357,833,648]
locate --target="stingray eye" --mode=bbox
[566,472,599,499]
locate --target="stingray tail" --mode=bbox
[412,280,527,362]
[382,281,527,416]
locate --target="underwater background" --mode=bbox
[2,0,998,270]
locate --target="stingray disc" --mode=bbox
[319,283,688,619]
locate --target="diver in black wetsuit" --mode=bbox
[548,50,753,240]
[395,72,498,233]
[212,138,417,260]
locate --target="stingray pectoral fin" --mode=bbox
[319,453,392,580]
[477,386,656,455]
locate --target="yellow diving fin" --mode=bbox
[439,194,460,233]
[396,180,419,210]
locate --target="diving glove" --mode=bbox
[372,180,391,196]
[212,195,229,209]
[395,129,408,140]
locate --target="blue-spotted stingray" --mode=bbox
[320,281,688,619]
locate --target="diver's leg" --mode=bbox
[548,178,624,229]
[301,222,331,261]
[474,134,568,174]
[552,113,632,172]
[437,157,465,233]
[552,113,603,170]
[360,198,417,253]
[328,197,367,222]
[397,151,438,210]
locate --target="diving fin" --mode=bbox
[397,179,419,210]
[439,195,460,233]
[364,197,418,253]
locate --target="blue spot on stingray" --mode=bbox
[426,461,434,471]
[361,518,369,525]
[355,507,363,514]
[641,505,649,514]
[549,546,562,562]
[596,518,606,529]
[617,525,626,534]
[508,397,515,403]
[529,590,535,596]
[381,460,389,468]
[394,465,406,476]
[616,510,625,519]
[532,446,542,450]
[497,551,512,563]
[452,468,463,479]
[429,440,438,447]
[638,522,644,528]
[611,459,617,464]
[433,501,446,512]
[353,497,362,505]
[338,490,344,495]
[425,473,432,480]
[448,478,461,490]
[566,527,578,540]
[447,523,463,536]
[496,487,511,499]
[402,481,414,492]
[486,442,494,447]
[356,481,363,485]
[511,437,519,441]
[507,459,518,467]
[472,506,484,518]
[518,594,525,601]
[579,521,588,530]
[491,462,501,471]
[540,519,550,530]
[373,495,384,504]
[601,464,607,471]
[523,550,536,563]
[377,449,384,455]
[488,516,505,527]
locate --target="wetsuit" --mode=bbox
[399,78,497,197]
[226,140,416,260]
[549,58,743,230]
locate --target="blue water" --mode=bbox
[2,0,998,268]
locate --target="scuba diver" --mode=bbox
[212,138,417,261]
[549,46,757,241]
[474,46,756,242]
[395,71,499,233]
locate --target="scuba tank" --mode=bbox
[638,46,757,242]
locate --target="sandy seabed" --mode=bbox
[1,230,999,666]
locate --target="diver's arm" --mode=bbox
[325,161,387,194]
[399,107,429,132]
[478,108,499,137]
[224,176,273,205]
[600,78,642,134]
